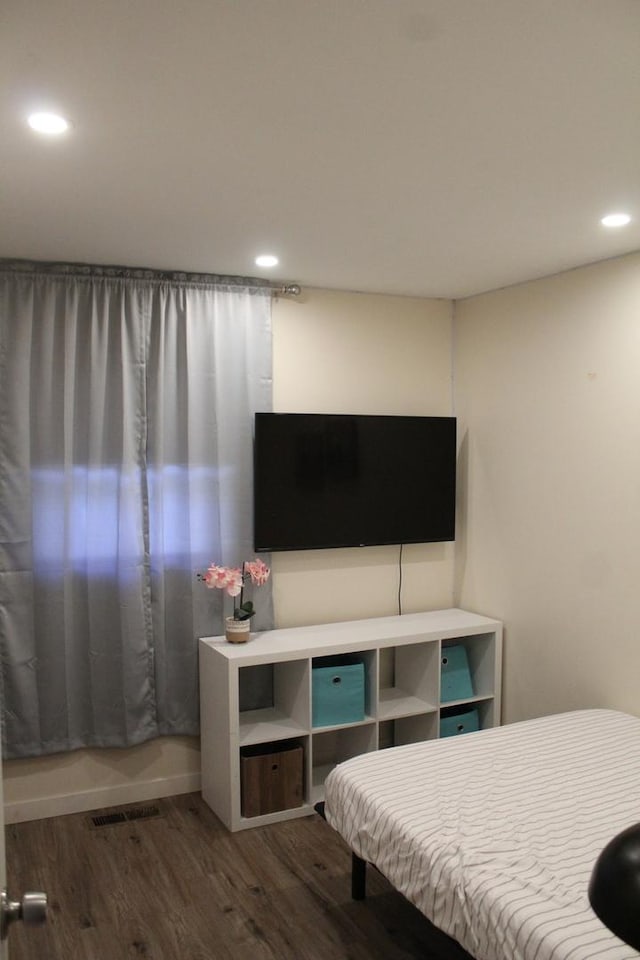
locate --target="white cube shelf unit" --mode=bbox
[199,607,502,832]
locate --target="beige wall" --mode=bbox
[4,286,454,817]
[271,288,455,626]
[454,252,640,724]
[3,737,201,822]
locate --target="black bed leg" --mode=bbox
[315,804,367,901]
[351,852,367,900]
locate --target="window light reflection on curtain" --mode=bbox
[30,465,231,574]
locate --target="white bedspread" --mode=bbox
[324,709,640,960]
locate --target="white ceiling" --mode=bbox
[2,0,639,299]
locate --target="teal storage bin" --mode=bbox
[440,644,474,702]
[312,660,365,727]
[440,708,480,738]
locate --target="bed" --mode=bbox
[322,709,640,960]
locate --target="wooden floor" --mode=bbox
[6,793,472,960]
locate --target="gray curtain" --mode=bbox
[0,262,273,758]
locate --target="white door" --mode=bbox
[0,755,47,955]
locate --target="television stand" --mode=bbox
[199,608,503,832]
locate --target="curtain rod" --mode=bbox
[0,258,302,295]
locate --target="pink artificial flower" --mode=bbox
[199,558,270,625]
[244,558,271,586]
[203,564,243,597]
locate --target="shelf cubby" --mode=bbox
[378,639,440,720]
[239,659,308,746]
[379,711,439,749]
[441,632,496,703]
[311,723,378,802]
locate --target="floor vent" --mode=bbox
[125,805,161,822]
[90,812,127,828]
[89,804,163,829]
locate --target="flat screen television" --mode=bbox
[253,412,456,552]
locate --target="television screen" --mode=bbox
[253,413,456,552]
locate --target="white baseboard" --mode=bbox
[4,772,202,824]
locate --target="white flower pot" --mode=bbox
[225,617,251,643]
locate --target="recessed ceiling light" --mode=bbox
[255,254,279,268]
[601,212,632,228]
[27,112,69,135]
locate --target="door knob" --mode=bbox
[0,889,47,940]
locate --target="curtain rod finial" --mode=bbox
[277,283,301,297]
